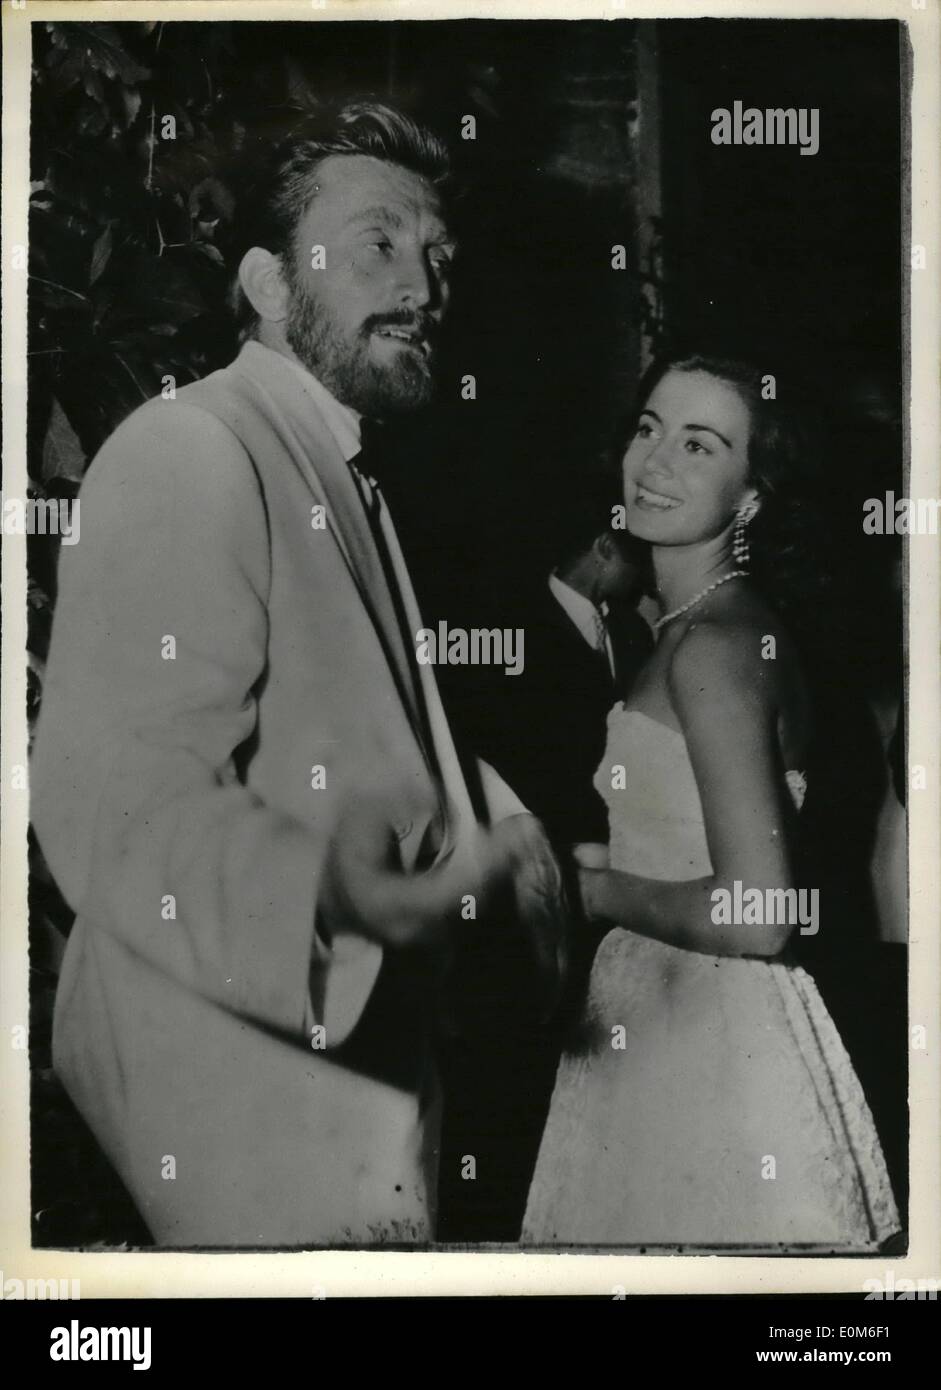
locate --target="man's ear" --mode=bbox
[594,529,616,561]
[238,247,290,324]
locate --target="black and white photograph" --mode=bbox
[2,0,937,1297]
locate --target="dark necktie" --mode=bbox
[350,423,407,638]
[349,427,436,764]
[592,606,612,676]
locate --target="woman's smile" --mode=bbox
[634,483,683,511]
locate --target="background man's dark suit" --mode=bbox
[437,577,653,1240]
[473,581,654,844]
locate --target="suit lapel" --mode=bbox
[231,345,426,742]
[540,586,614,694]
[375,505,476,845]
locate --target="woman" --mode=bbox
[521,355,901,1251]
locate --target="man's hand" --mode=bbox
[319,798,526,952]
[572,842,610,870]
[433,812,572,1036]
[492,813,571,1018]
[572,841,614,924]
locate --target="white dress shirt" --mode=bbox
[548,572,616,679]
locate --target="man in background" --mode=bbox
[474,495,652,843]
[438,492,652,1240]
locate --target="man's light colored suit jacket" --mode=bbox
[31,341,519,1247]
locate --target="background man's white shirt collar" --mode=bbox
[548,573,615,677]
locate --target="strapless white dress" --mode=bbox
[521,707,901,1251]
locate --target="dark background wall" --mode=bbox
[658,20,903,375]
[652,19,904,701]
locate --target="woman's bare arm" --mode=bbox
[578,621,798,958]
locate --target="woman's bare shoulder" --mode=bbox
[667,614,772,699]
[667,607,810,754]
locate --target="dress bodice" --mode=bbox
[592,706,807,881]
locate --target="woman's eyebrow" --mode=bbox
[639,409,732,449]
[686,423,732,448]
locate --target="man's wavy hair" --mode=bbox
[226,100,453,341]
[622,352,831,633]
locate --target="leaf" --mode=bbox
[88,223,113,286]
[41,398,87,484]
[195,242,225,266]
[49,23,151,86]
[188,175,236,223]
[82,68,105,105]
[29,276,89,311]
[121,86,143,129]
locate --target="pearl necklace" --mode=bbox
[652,570,748,632]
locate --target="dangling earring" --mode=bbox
[732,502,758,568]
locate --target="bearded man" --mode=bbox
[31,102,565,1247]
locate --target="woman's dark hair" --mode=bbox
[225,100,453,340]
[623,352,831,636]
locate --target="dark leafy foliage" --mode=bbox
[30,22,252,484]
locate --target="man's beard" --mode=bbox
[284,275,438,417]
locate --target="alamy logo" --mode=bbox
[2,1271,80,1300]
[49,1320,152,1370]
[1,492,80,544]
[711,102,819,156]
[415,622,524,676]
[711,881,819,935]
[863,493,941,535]
[863,1273,939,1300]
